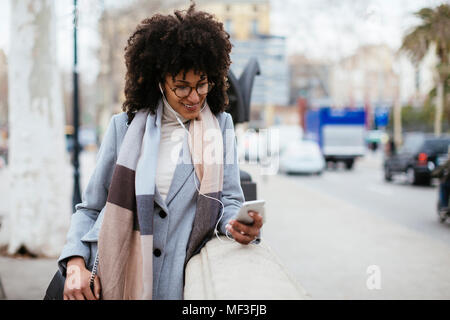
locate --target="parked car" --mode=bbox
[272,125,303,156]
[384,133,450,185]
[279,140,325,175]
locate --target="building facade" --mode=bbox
[231,35,289,107]
[198,0,270,40]
[198,0,290,128]
[329,44,399,109]
[288,54,331,107]
[328,44,438,109]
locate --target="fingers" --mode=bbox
[226,210,263,245]
[231,220,259,238]
[93,276,101,300]
[65,286,93,300]
[226,223,254,244]
[83,284,96,300]
[64,282,100,300]
[74,292,85,300]
[248,210,263,229]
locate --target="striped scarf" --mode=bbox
[97,100,223,299]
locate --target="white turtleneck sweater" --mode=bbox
[156,100,190,201]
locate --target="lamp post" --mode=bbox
[392,63,402,148]
[72,0,81,211]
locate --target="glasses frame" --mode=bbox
[167,81,215,99]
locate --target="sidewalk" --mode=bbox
[0,151,97,300]
[0,256,56,300]
[239,156,450,299]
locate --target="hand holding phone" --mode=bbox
[235,200,266,225]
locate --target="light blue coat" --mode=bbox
[58,111,245,299]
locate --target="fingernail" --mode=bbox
[249,211,254,217]
[226,224,231,230]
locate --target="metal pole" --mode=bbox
[72,0,81,211]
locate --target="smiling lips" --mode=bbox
[182,103,200,111]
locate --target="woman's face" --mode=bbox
[162,70,209,120]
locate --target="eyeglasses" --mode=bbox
[168,81,214,98]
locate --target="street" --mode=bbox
[240,150,450,299]
[285,152,450,245]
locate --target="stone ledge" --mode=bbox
[184,236,311,300]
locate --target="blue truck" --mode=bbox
[305,107,366,170]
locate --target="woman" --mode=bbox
[58,4,263,300]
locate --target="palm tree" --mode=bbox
[401,4,450,135]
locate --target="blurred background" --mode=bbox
[0,0,449,300]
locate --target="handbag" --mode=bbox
[43,270,65,300]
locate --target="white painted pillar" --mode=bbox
[1,0,70,257]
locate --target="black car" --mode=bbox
[384,133,450,185]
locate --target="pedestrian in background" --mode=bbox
[432,148,450,212]
[58,4,263,300]
[384,136,396,157]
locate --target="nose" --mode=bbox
[186,88,201,104]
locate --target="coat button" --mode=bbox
[153,249,162,257]
[159,211,167,219]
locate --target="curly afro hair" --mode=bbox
[122,3,232,123]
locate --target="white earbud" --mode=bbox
[159,83,188,131]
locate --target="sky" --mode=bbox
[270,0,446,62]
[0,0,447,83]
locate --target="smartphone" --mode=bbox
[235,200,266,225]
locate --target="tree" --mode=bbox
[427,73,450,131]
[0,0,70,257]
[0,50,7,127]
[95,0,184,132]
[400,4,450,135]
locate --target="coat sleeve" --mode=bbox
[57,116,118,275]
[217,113,245,235]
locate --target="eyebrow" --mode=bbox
[174,75,207,84]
